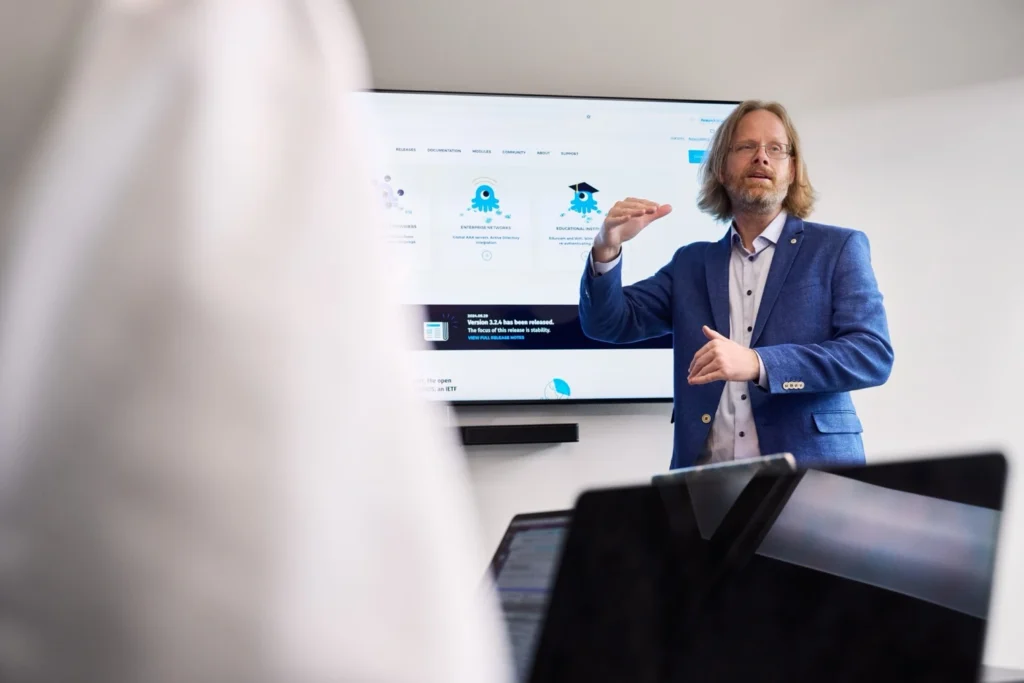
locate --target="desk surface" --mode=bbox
[984,667,1024,682]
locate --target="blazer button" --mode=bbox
[701,414,711,424]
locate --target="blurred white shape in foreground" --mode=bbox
[0,2,513,682]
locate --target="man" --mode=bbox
[0,2,511,682]
[579,100,893,469]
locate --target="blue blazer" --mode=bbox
[579,215,894,469]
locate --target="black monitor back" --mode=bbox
[528,453,1008,683]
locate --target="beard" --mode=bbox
[725,170,789,215]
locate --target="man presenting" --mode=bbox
[579,100,893,469]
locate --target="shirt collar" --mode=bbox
[730,211,788,251]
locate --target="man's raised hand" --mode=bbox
[592,198,672,263]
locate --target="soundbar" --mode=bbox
[459,423,580,446]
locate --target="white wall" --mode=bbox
[795,79,1024,666]
[349,0,1024,668]
[349,0,1024,112]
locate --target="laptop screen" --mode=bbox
[528,453,1007,683]
[489,511,572,681]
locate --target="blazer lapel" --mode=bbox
[750,214,804,346]
[705,229,732,337]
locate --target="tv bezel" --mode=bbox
[366,88,741,406]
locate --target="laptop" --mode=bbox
[487,509,573,681]
[527,452,1010,683]
[487,457,797,682]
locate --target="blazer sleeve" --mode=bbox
[578,253,674,344]
[755,231,894,394]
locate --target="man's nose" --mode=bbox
[752,146,771,164]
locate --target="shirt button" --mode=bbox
[746,290,752,296]
[741,394,747,400]
[739,431,746,437]
[747,326,752,332]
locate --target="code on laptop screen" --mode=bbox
[490,514,571,681]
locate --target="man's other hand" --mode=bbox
[688,326,760,385]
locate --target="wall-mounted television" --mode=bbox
[355,90,738,404]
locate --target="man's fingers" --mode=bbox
[624,197,660,209]
[618,200,662,215]
[616,203,656,217]
[688,341,713,374]
[606,203,651,220]
[694,358,722,379]
[689,358,722,383]
[703,325,727,341]
[688,347,718,378]
[688,351,711,377]
[604,201,661,233]
[689,369,726,385]
[608,206,647,220]
[603,215,633,229]
[690,328,729,376]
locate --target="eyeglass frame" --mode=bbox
[728,141,794,160]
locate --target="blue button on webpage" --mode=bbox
[688,149,706,164]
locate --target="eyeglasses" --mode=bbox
[730,141,793,160]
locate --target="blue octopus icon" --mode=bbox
[471,184,501,213]
[568,182,602,217]
[460,180,511,223]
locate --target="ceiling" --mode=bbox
[347,0,1024,110]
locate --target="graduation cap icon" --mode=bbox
[569,182,598,194]
[568,181,602,217]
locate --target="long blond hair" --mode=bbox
[696,100,816,221]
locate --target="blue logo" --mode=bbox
[461,178,512,224]
[562,182,603,224]
[471,184,500,213]
[544,378,571,399]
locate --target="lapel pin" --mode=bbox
[790,238,797,244]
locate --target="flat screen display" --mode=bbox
[356,90,738,403]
